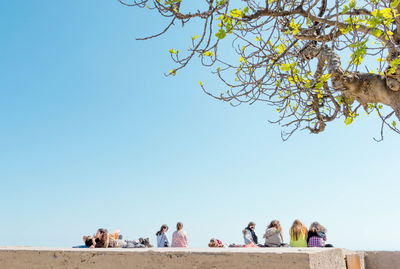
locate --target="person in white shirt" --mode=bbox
[243,221,258,245]
[156,224,170,247]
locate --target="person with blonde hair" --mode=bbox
[263,220,284,247]
[171,222,188,247]
[289,219,308,247]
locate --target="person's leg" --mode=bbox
[123,241,135,248]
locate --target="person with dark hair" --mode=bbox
[156,224,170,247]
[94,228,110,248]
[243,221,258,245]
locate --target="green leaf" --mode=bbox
[169,68,177,76]
[280,63,290,72]
[215,28,226,39]
[391,0,400,8]
[345,117,354,125]
[230,8,244,18]
[216,0,225,7]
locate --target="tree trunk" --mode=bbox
[318,45,400,120]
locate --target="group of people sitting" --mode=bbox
[212,219,332,248]
[81,219,332,249]
[82,222,188,249]
[156,222,188,247]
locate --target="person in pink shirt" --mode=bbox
[171,222,188,247]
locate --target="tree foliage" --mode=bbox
[119,0,400,140]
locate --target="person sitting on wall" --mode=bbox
[289,219,308,247]
[171,222,188,248]
[243,221,258,245]
[307,222,333,248]
[156,224,170,248]
[263,220,286,247]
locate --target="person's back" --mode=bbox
[307,222,330,247]
[264,227,283,247]
[157,233,169,247]
[263,220,284,247]
[171,222,188,247]
[156,224,170,247]
[290,229,307,247]
[171,230,187,247]
[289,219,308,247]
[307,231,326,247]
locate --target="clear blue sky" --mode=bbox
[0,0,399,250]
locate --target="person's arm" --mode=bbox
[90,237,96,248]
[165,234,170,246]
[244,231,254,244]
[104,235,110,248]
[171,232,176,247]
[184,232,188,246]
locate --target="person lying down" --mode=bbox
[82,228,153,248]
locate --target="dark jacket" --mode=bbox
[307,231,326,243]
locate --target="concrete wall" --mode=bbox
[0,247,399,269]
[364,251,400,269]
[0,247,346,269]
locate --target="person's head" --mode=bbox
[176,222,183,231]
[156,224,169,236]
[208,238,218,247]
[290,219,307,241]
[247,221,256,230]
[309,221,326,234]
[267,220,282,232]
[96,228,109,245]
[96,228,107,238]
